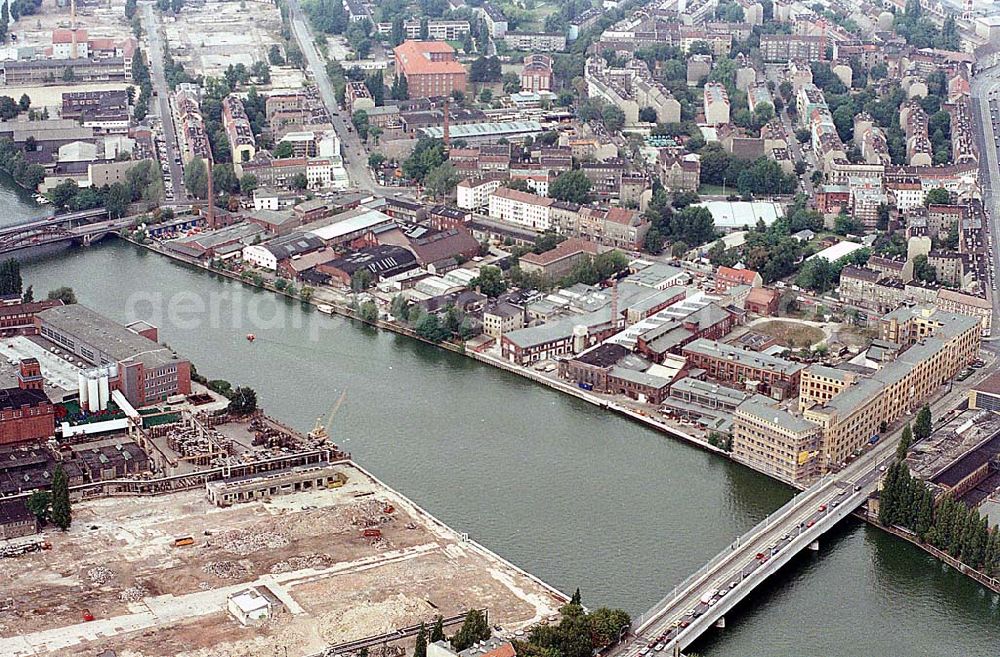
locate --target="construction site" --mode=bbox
[0,460,567,657]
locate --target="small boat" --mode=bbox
[35,194,50,204]
[246,333,256,342]
[316,304,334,315]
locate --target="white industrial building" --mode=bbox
[693,201,783,232]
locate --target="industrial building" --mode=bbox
[34,305,191,408]
[0,360,55,447]
[205,464,348,507]
[393,40,467,100]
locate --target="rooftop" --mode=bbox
[36,305,183,370]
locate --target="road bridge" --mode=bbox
[614,359,996,656]
[0,211,132,254]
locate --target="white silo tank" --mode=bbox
[78,372,89,410]
[573,325,589,353]
[98,374,110,410]
[88,376,101,412]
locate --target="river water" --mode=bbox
[6,193,1000,656]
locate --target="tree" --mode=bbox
[638,107,658,123]
[240,173,258,195]
[912,254,937,283]
[50,463,71,530]
[471,265,506,297]
[228,386,258,415]
[351,268,374,292]
[570,587,581,605]
[368,152,386,171]
[351,109,370,140]
[414,623,428,657]
[47,286,77,304]
[451,610,490,652]
[291,172,308,190]
[897,424,913,460]
[26,490,50,523]
[479,88,493,104]
[549,170,593,204]
[924,187,950,206]
[184,156,209,199]
[430,616,445,643]
[273,140,295,158]
[469,56,502,83]
[914,405,932,441]
[601,105,626,132]
[105,182,131,218]
[0,258,22,296]
[18,93,30,112]
[424,162,461,198]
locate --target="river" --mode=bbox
[6,196,1000,656]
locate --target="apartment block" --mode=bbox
[733,397,823,483]
[503,32,566,52]
[703,83,730,126]
[223,95,256,172]
[488,187,553,231]
[733,307,982,485]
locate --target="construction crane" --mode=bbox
[308,390,347,443]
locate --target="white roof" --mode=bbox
[304,208,393,242]
[694,201,783,230]
[231,591,269,613]
[807,240,865,262]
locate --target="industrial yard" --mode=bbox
[0,461,565,657]
[163,0,293,80]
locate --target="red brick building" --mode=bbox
[746,287,779,316]
[714,266,762,293]
[393,41,467,99]
[0,360,55,447]
[0,300,62,336]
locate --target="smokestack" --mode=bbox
[206,155,216,228]
[611,279,619,329]
[442,97,450,152]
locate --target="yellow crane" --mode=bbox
[308,390,347,443]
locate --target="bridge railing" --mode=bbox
[633,474,834,632]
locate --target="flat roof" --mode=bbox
[37,305,183,370]
[303,208,394,242]
[421,121,542,140]
[807,240,865,262]
[693,201,783,229]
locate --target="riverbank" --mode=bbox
[124,235,730,461]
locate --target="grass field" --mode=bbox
[754,319,825,348]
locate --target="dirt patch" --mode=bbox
[754,320,825,348]
[0,462,565,657]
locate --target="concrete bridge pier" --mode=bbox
[809,540,820,551]
[715,616,725,629]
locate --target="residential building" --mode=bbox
[503,32,566,52]
[394,41,468,99]
[488,187,553,231]
[658,152,700,192]
[457,177,504,211]
[222,95,256,172]
[478,2,508,38]
[519,238,599,279]
[746,287,779,316]
[715,266,762,293]
[346,81,376,113]
[759,34,823,62]
[585,55,680,124]
[703,82,730,125]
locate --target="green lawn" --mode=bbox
[697,184,730,196]
[143,413,181,427]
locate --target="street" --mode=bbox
[285,0,389,194]
[141,2,188,204]
[970,66,1000,334]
